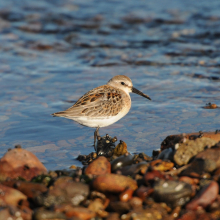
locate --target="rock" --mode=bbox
[109,201,131,214]
[105,212,120,220]
[150,159,174,171]
[195,147,220,169]
[174,137,217,166]
[186,181,219,210]
[2,180,47,199]
[88,198,108,218]
[115,161,149,177]
[178,210,214,220]
[135,185,154,200]
[33,208,66,220]
[181,147,220,176]
[153,179,193,208]
[36,176,89,207]
[144,168,166,186]
[0,206,32,220]
[84,156,111,175]
[55,204,96,220]
[92,174,137,193]
[111,154,134,172]
[129,197,143,209]
[161,131,220,151]
[157,148,174,160]
[179,176,199,185]
[119,188,134,202]
[0,147,47,181]
[0,184,27,206]
[124,203,169,220]
[113,140,128,156]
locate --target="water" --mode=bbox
[1,0,220,170]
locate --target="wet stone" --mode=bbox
[0,183,27,207]
[117,161,149,177]
[0,147,47,181]
[181,146,220,176]
[88,198,109,218]
[124,203,169,220]
[153,179,193,208]
[144,168,166,186]
[1,180,47,199]
[36,176,89,207]
[111,154,134,172]
[55,205,96,220]
[150,159,174,172]
[161,132,220,151]
[135,185,154,200]
[92,173,138,193]
[109,201,131,214]
[105,212,120,220]
[174,137,217,166]
[0,206,32,220]
[84,156,111,176]
[186,181,219,210]
[157,148,174,161]
[119,188,134,202]
[33,208,66,220]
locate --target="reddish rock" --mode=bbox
[0,184,27,206]
[178,210,197,220]
[119,188,134,202]
[56,204,96,220]
[144,169,166,185]
[186,181,219,210]
[0,148,47,181]
[92,174,138,193]
[136,185,154,200]
[179,176,199,185]
[178,210,214,220]
[85,156,111,175]
[2,180,47,198]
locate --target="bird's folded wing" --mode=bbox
[53,85,124,118]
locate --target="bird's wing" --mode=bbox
[53,85,124,118]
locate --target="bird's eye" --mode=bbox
[121,82,125,85]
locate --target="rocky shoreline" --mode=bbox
[1,131,220,220]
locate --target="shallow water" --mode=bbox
[1,0,220,170]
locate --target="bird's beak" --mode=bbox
[132,87,151,100]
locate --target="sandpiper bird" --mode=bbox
[52,75,151,146]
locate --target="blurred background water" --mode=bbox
[0,0,220,170]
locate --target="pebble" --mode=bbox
[92,173,138,193]
[186,181,219,210]
[84,156,111,175]
[0,146,47,180]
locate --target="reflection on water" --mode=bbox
[0,0,220,169]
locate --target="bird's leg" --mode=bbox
[94,126,100,150]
